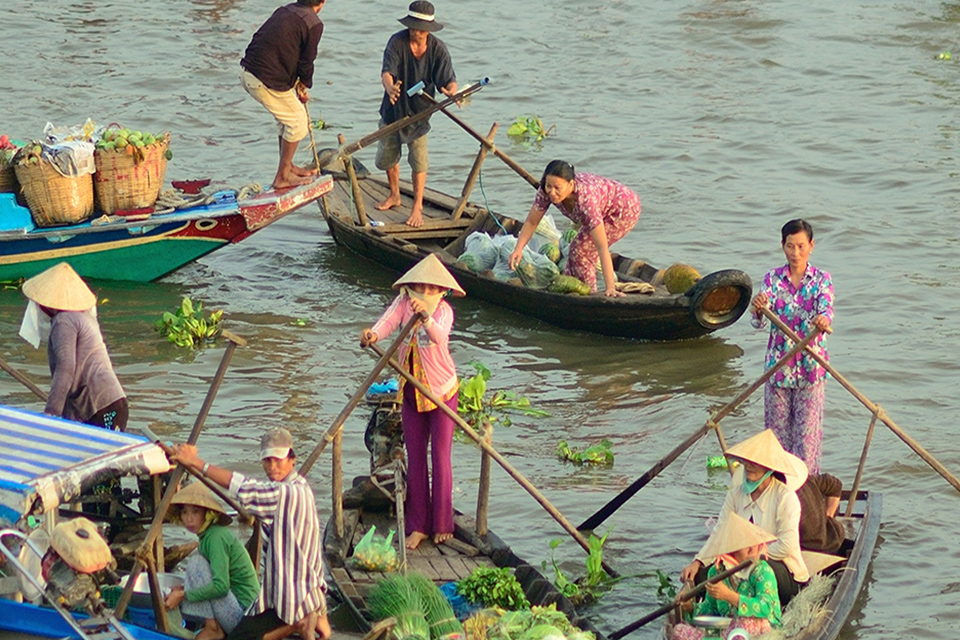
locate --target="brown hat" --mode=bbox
[399,1,444,32]
[171,481,233,526]
[700,512,777,559]
[22,262,97,311]
[724,429,809,491]
[393,253,465,297]
[50,518,113,573]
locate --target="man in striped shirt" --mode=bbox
[172,428,329,640]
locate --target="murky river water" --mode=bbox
[3,0,960,637]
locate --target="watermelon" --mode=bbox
[539,243,561,264]
[548,275,591,295]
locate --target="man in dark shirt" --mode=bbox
[373,1,457,227]
[797,472,846,554]
[240,0,325,189]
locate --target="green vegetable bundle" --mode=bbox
[407,573,464,639]
[456,566,530,611]
[368,574,430,640]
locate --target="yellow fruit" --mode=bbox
[662,263,702,294]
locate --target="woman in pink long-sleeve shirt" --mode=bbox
[360,254,464,549]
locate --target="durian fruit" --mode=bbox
[662,263,701,294]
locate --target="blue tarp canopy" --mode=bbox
[0,405,171,527]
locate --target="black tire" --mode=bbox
[687,269,753,330]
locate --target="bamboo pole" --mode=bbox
[451,123,497,221]
[845,411,879,517]
[759,306,960,495]
[114,332,244,619]
[577,326,826,531]
[332,429,344,538]
[0,354,48,402]
[338,133,369,226]
[299,315,419,477]
[146,555,170,633]
[476,422,492,536]
[369,344,617,576]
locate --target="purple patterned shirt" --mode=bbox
[532,173,641,233]
[751,263,834,388]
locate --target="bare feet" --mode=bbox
[272,171,313,190]
[434,531,453,545]
[195,619,225,640]
[406,531,429,549]
[375,194,402,211]
[405,203,424,227]
[291,164,318,177]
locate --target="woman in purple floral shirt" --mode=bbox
[750,219,833,473]
[509,160,641,296]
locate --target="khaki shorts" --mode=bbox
[374,120,429,173]
[239,69,309,143]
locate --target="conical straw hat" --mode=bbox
[393,253,465,297]
[21,262,97,311]
[724,429,809,491]
[700,512,778,559]
[50,517,113,573]
[170,481,233,526]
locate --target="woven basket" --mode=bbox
[14,160,94,227]
[94,135,169,214]
[0,163,16,193]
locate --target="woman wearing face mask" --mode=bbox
[508,159,642,297]
[19,262,127,431]
[359,253,465,550]
[679,430,810,608]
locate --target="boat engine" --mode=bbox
[42,518,117,613]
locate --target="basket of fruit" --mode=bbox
[0,135,19,193]
[94,125,171,214]
[14,142,95,227]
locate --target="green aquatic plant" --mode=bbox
[457,361,549,431]
[542,529,618,606]
[556,439,614,466]
[507,116,555,142]
[154,297,223,349]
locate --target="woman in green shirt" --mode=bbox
[165,482,260,640]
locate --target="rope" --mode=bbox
[154,183,264,213]
[476,169,509,236]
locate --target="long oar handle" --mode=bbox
[330,79,489,164]
[115,332,244,619]
[0,355,48,402]
[607,559,754,640]
[759,306,960,495]
[298,314,419,476]
[369,344,618,577]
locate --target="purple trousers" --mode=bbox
[401,383,457,536]
[764,380,825,474]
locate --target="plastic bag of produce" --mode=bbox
[535,213,563,244]
[516,251,560,289]
[464,232,499,271]
[491,235,520,281]
[352,525,399,572]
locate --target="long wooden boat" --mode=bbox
[323,397,599,637]
[661,489,881,640]
[0,175,332,282]
[318,158,751,340]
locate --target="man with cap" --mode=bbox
[373,1,458,227]
[171,428,330,640]
[240,0,326,189]
[679,429,810,607]
[19,262,127,431]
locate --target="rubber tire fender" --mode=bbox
[686,269,753,330]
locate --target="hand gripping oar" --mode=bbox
[607,559,754,640]
[577,323,829,532]
[317,78,489,170]
[114,331,245,620]
[298,314,419,477]
[368,343,619,577]
[406,80,539,188]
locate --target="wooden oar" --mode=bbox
[317,79,489,170]
[0,353,48,402]
[114,331,245,620]
[406,82,539,188]
[298,315,419,477]
[759,306,960,495]
[607,559,754,640]
[368,343,618,577]
[577,324,827,531]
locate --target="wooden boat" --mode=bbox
[0,404,184,639]
[661,489,881,640]
[322,397,599,636]
[318,157,751,340]
[0,175,332,282]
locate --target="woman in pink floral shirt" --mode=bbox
[750,219,833,473]
[509,160,641,296]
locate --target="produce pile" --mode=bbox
[368,572,464,640]
[463,604,596,640]
[0,134,19,165]
[95,126,172,163]
[352,526,399,572]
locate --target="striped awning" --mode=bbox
[0,405,170,527]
